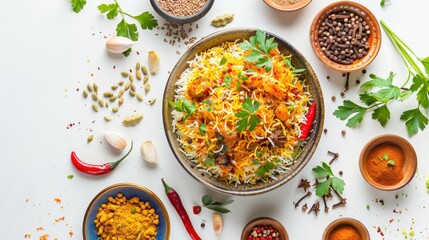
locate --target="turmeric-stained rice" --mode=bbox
[94,193,159,240]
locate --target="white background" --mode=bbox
[1,0,429,239]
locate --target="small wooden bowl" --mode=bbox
[149,0,214,24]
[263,0,312,12]
[359,134,417,191]
[241,217,288,240]
[322,218,369,240]
[310,1,381,72]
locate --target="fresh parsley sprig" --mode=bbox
[98,1,157,56]
[169,99,197,120]
[334,20,429,136]
[235,98,261,132]
[71,0,87,13]
[254,161,275,178]
[201,195,234,214]
[312,162,345,197]
[239,30,278,72]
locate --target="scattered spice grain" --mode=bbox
[341,130,346,135]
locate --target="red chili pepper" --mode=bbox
[161,178,202,240]
[71,141,133,175]
[299,102,316,140]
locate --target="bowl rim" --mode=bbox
[241,217,289,240]
[358,134,418,191]
[322,217,370,240]
[162,28,325,196]
[263,0,312,12]
[309,0,382,72]
[82,183,171,240]
[149,0,215,24]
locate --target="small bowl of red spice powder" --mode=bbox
[359,134,417,191]
[241,217,289,240]
[263,0,312,12]
[149,0,214,24]
[323,217,369,240]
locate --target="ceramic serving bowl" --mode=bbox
[149,0,214,24]
[241,217,289,240]
[83,183,170,240]
[310,1,381,72]
[322,218,369,240]
[359,134,417,191]
[263,0,312,12]
[162,28,324,196]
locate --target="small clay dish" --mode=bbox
[263,0,312,12]
[310,1,381,72]
[359,134,417,191]
[322,218,369,240]
[149,0,214,24]
[241,217,289,240]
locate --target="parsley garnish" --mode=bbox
[334,21,429,135]
[67,174,74,180]
[169,99,197,119]
[203,155,214,166]
[378,153,395,166]
[224,75,232,88]
[255,162,275,178]
[201,195,234,214]
[220,57,227,66]
[199,123,207,135]
[97,1,157,56]
[312,162,345,197]
[239,30,278,72]
[235,98,261,132]
[71,0,87,13]
[283,56,306,74]
[130,207,136,214]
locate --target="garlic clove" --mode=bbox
[140,141,158,164]
[106,36,137,54]
[212,213,223,234]
[148,51,160,75]
[104,131,127,150]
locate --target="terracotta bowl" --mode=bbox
[83,183,170,240]
[310,1,381,72]
[322,218,369,240]
[263,0,312,12]
[241,217,289,240]
[162,28,325,196]
[359,134,417,191]
[149,0,214,24]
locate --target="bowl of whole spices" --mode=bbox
[150,0,214,24]
[310,1,381,72]
[263,0,312,12]
[241,217,289,240]
[359,134,417,191]
[322,217,369,240]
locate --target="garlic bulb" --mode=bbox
[104,132,127,150]
[148,51,160,75]
[106,36,137,54]
[140,141,158,164]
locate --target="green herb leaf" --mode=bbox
[248,114,261,131]
[243,98,259,113]
[71,0,87,13]
[372,105,390,127]
[315,178,331,197]
[224,75,232,88]
[98,3,119,20]
[202,195,213,205]
[387,160,395,166]
[255,161,275,178]
[421,57,429,75]
[67,174,74,180]
[116,19,138,41]
[312,162,345,197]
[201,195,233,214]
[331,177,345,194]
[199,123,207,135]
[333,100,368,127]
[204,155,215,166]
[252,160,261,165]
[411,74,429,108]
[220,57,227,66]
[169,99,197,119]
[241,30,277,71]
[380,0,385,6]
[132,12,158,30]
[131,207,136,214]
[283,56,306,73]
[361,73,394,92]
[235,98,261,132]
[359,93,378,105]
[400,108,429,135]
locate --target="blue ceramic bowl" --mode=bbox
[83,183,170,240]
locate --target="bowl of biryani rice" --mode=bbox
[163,28,324,195]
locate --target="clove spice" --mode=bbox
[328,151,339,165]
[308,202,320,216]
[293,191,312,208]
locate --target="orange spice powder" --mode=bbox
[329,224,361,240]
[365,142,405,186]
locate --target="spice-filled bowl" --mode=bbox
[149,0,214,24]
[162,28,324,196]
[83,183,170,240]
[359,134,417,191]
[241,217,289,240]
[322,217,369,240]
[263,0,312,12]
[309,1,381,72]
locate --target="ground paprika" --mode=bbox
[365,142,405,186]
[329,224,361,240]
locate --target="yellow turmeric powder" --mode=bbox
[94,193,159,240]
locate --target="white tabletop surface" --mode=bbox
[1,0,429,239]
